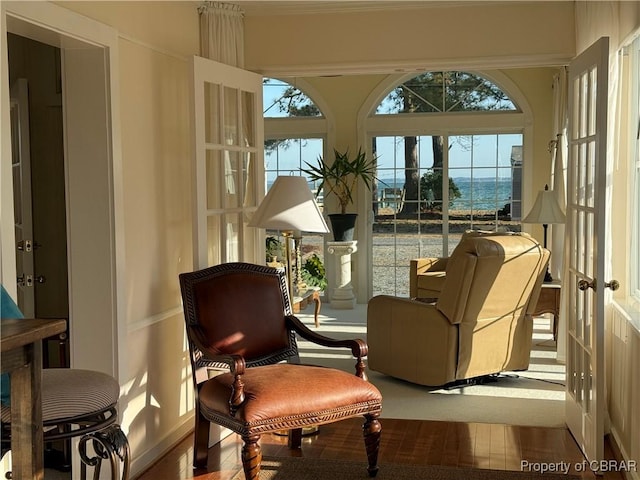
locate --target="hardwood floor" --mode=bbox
[136,418,625,480]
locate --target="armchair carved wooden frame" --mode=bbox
[179,262,382,480]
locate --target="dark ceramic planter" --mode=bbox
[328,213,358,242]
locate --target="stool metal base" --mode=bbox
[79,424,130,480]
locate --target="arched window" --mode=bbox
[367,71,525,297]
[376,71,518,114]
[262,78,329,291]
[263,78,326,189]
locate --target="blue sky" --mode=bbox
[263,79,522,183]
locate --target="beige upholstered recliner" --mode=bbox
[368,234,549,387]
[409,229,528,299]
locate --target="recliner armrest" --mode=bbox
[410,257,449,297]
[410,257,448,274]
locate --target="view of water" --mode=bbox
[269,175,517,213]
[378,177,516,211]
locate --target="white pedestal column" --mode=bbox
[327,240,357,309]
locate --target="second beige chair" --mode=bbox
[368,234,549,387]
[410,229,528,299]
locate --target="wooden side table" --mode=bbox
[532,281,561,341]
[1,318,67,480]
[292,287,322,328]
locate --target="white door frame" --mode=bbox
[0,2,126,381]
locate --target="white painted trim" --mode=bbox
[0,5,17,295]
[252,54,572,78]
[118,32,189,63]
[129,414,194,478]
[127,307,184,333]
[242,1,507,17]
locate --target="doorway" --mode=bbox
[8,33,70,370]
[1,3,121,379]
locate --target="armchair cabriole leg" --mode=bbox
[241,434,262,480]
[192,407,210,468]
[288,428,302,449]
[363,413,381,477]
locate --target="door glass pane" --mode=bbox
[570,209,577,269]
[242,152,254,209]
[575,345,583,404]
[585,353,592,413]
[224,86,238,146]
[571,78,580,139]
[242,90,255,147]
[570,144,579,205]
[568,339,576,393]
[204,82,220,144]
[207,215,221,265]
[225,213,240,262]
[576,283,584,339]
[223,150,240,209]
[585,213,594,278]
[588,68,597,136]
[587,142,596,208]
[206,149,222,210]
[580,74,588,138]
[584,287,592,347]
[578,144,587,206]
[577,210,584,273]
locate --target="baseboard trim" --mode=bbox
[608,429,640,480]
[130,414,194,479]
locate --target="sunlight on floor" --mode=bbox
[294,302,567,426]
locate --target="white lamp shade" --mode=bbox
[248,176,329,233]
[522,186,566,225]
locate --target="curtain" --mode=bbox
[550,69,568,281]
[198,2,245,68]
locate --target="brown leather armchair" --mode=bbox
[179,262,382,479]
[409,229,529,299]
[368,235,549,387]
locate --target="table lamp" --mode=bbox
[249,176,329,300]
[522,184,566,282]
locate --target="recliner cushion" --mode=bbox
[199,363,382,429]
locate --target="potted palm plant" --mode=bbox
[302,147,378,241]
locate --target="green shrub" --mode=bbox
[301,254,327,290]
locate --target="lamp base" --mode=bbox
[544,268,553,283]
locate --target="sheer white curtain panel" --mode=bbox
[550,68,568,281]
[198,1,245,68]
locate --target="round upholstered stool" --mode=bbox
[1,368,130,480]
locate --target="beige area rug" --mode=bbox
[231,457,581,480]
[295,303,566,428]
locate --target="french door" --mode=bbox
[190,56,264,268]
[565,36,615,466]
[10,78,35,317]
